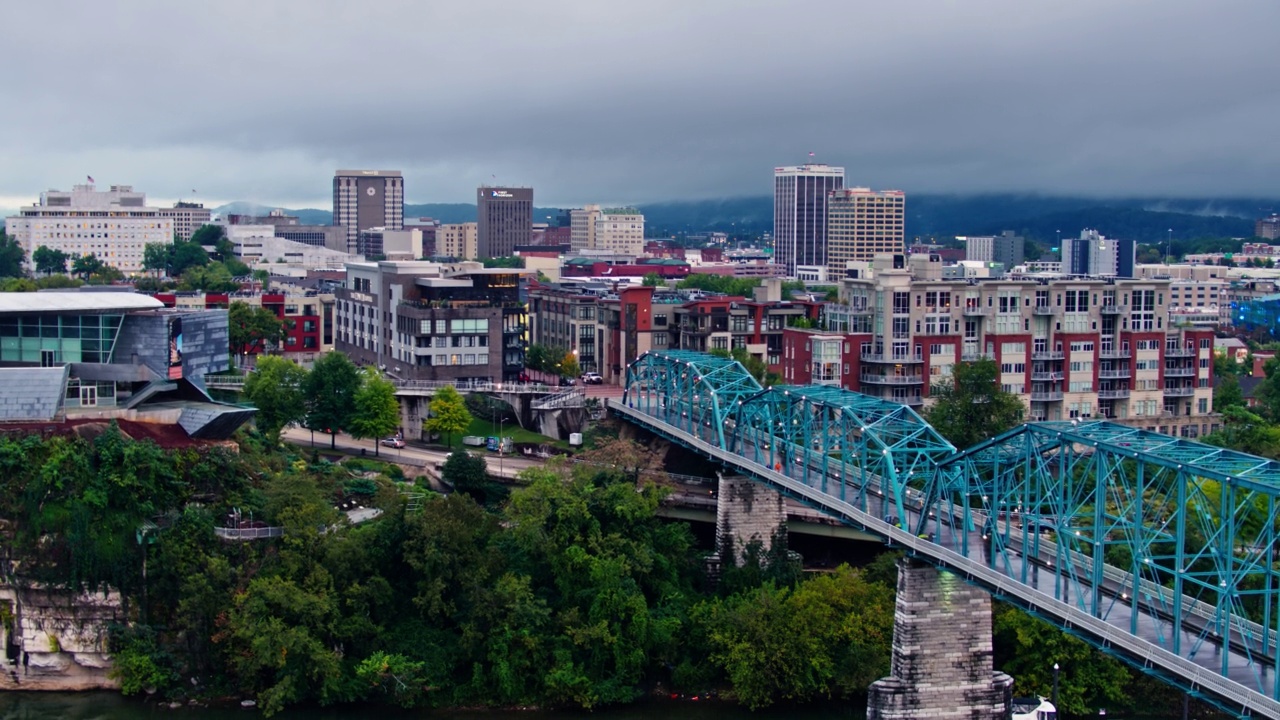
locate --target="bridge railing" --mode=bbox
[214,526,283,540]
[531,388,586,410]
[610,399,1280,716]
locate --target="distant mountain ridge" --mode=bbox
[210,194,1279,245]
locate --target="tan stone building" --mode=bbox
[437,222,478,260]
[825,187,905,280]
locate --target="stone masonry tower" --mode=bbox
[714,472,786,565]
[867,557,1013,720]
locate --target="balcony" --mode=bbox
[1032,304,1054,315]
[1164,346,1196,357]
[1100,304,1123,315]
[1100,347,1131,359]
[1031,350,1064,361]
[961,352,993,362]
[1098,368,1131,379]
[1031,371,1063,382]
[1097,388,1131,399]
[860,373,924,385]
[861,353,924,364]
[961,305,989,316]
[1163,366,1195,377]
[1030,390,1064,402]
[1163,385,1196,397]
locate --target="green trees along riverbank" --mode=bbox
[0,427,1223,717]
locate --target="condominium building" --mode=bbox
[333,260,531,383]
[773,163,844,275]
[152,287,335,364]
[436,222,478,260]
[825,187,905,279]
[160,202,212,241]
[333,170,404,254]
[1062,229,1136,278]
[476,186,532,259]
[5,184,173,274]
[784,253,1217,438]
[358,228,423,259]
[528,279,820,382]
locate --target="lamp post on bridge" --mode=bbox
[1052,662,1059,710]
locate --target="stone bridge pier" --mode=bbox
[714,472,786,564]
[868,557,1013,720]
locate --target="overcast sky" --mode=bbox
[3,1,1277,210]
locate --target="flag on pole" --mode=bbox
[87,175,95,183]
[808,152,815,157]
[192,189,197,194]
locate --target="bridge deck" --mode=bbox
[611,399,1280,718]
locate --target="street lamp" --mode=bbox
[499,414,505,478]
[1052,662,1059,709]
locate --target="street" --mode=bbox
[280,427,552,480]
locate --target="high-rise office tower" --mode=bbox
[825,187,905,278]
[773,163,844,276]
[333,170,404,254]
[477,186,532,258]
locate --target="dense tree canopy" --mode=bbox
[924,359,1024,449]
[229,301,288,356]
[425,385,472,447]
[243,356,307,444]
[32,245,70,275]
[0,231,25,279]
[350,368,401,455]
[302,351,361,448]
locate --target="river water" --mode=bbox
[0,693,867,720]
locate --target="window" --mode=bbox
[450,318,489,333]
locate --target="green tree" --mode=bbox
[214,237,237,263]
[559,352,580,378]
[480,256,524,269]
[426,385,473,448]
[243,356,308,445]
[142,242,170,276]
[641,272,662,287]
[349,368,401,456]
[526,343,552,373]
[87,265,125,285]
[179,259,235,291]
[172,240,211,276]
[924,359,1024,449]
[0,277,38,292]
[1253,356,1280,421]
[229,301,287,357]
[1203,406,1280,459]
[302,352,361,449]
[693,566,894,708]
[441,450,492,501]
[1214,374,1245,413]
[71,253,106,279]
[224,257,252,277]
[32,245,70,276]
[35,274,83,289]
[189,224,225,247]
[0,231,25,279]
[992,603,1132,716]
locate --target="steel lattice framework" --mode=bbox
[942,420,1280,695]
[618,350,1280,712]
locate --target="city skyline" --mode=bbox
[2,1,1278,210]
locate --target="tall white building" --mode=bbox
[333,170,404,254]
[5,184,173,274]
[570,205,603,252]
[596,208,645,254]
[1062,229,1137,278]
[774,163,844,276]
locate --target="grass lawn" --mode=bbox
[444,417,567,450]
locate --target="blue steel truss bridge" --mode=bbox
[612,349,1280,718]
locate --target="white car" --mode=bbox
[381,437,405,448]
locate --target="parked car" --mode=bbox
[559,377,576,387]
[580,372,603,384]
[381,437,405,448]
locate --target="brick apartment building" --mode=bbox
[781,253,1218,438]
[528,279,820,383]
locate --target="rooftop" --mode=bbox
[0,292,163,314]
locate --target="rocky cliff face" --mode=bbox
[0,585,121,690]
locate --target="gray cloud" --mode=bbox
[3,0,1277,209]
